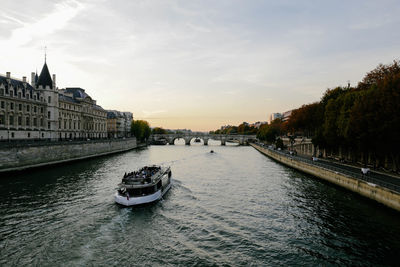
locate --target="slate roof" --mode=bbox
[58,94,79,104]
[0,75,35,96]
[37,62,53,89]
[65,87,89,99]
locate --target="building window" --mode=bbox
[0,89,3,96]
[1,101,4,109]
[18,92,21,98]
[33,117,37,127]
[10,90,13,96]
[0,114,4,125]
[26,117,30,126]
[48,96,51,103]
[34,95,37,100]
[14,90,17,96]
[41,107,44,114]
[18,104,22,111]
[26,105,30,112]
[18,116,22,126]
[34,106,37,113]
[28,132,30,138]
[48,111,51,119]
[10,103,14,110]
[41,133,44,138]
[48,121,50,129]
[64,120,66,129]
[9,115,14,126]
[40,118,44,127]
[11,132,14,138]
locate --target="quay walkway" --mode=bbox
[255,143,400,193]
[252,143,400,211]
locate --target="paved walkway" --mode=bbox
[256,144,400,193]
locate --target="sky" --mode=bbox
[1,0,399,131]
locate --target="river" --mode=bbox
[0,144,399,266]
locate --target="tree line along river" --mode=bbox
[0,144,399,266]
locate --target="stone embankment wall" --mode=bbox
[0,138,137,173]
[251,143,400,212]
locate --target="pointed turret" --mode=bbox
[37,62,53,89]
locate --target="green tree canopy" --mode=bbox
[152,127,167,134]
[131,120,151,142]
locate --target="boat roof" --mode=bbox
[119,166,170,189]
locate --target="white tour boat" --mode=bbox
[115,165,172,206]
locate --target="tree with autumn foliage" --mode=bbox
[284,60,400,171]
[257,119,284,144]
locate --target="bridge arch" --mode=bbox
[150,134,256,146]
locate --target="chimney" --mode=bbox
[23,76,27,83]
[52,74,56,89]
[6,72,10,78]
[31,72,35,87]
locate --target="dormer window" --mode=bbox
[18,92,21,98]
[10,90,13,96]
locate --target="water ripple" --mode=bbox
[1,146,399,266]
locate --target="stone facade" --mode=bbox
[0,138,137,172]
[0,61,107,141]
[106,110,132,138]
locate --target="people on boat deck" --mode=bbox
[123,166,161,179]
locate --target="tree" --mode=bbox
[287,102,322,137]
[256,119,284,143]
[152,127,167,134]
[131,120,151,142]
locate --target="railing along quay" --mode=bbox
[256,143,400,194]
[0,137,135,149]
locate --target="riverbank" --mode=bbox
[251,143,400,212]
[0,138,138,173]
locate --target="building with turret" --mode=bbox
[0,60,107,141]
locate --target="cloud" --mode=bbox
[0,0,84,48]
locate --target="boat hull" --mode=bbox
[115,180,172,206]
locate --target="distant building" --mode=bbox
[107,110,133,138]
[268,113,282,124]
[282,110,292,122]
[0,60,107,141]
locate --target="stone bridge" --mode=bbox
[150,133,257,146]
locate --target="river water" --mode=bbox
[1,144,399,266]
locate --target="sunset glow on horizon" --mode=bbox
[1,0,399,131]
